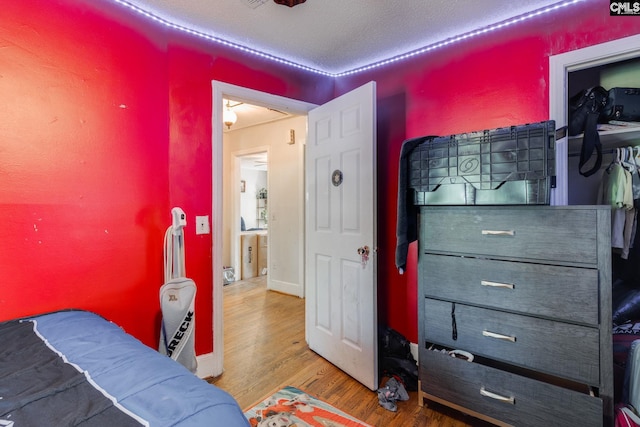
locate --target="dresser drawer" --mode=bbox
[420,349,602,427]
[424,298,600,385]
[420,254,599,325]
[420,206,598,264]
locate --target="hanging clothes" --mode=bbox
[599,147,638,260]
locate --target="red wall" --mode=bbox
[0,0,171,342]
[345,0,640,342]
[0,0,332,354]
[1,0,639,353]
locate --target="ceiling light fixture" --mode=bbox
[223,100,238,129]
[273,0,306,7]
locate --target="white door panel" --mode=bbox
[306,81,377,390]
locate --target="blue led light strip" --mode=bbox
[337,0,585,76]
[111,0,333,76]
[111,0,583,77]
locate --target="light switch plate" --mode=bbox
[195,215,210,235]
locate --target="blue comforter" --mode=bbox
[0,310,249,426]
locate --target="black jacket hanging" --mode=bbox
[395,135,437,272]
[568,86,608,177]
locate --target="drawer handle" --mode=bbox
[481,229,515,237]
[480,387,515,405]
[481,280,515,290]
[482,330,516,343]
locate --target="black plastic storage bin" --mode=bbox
[410,120,556,205]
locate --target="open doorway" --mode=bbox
[210,81,318,376]
[232,151,268,283]
[222,113,305,296]
[211,81,379,391]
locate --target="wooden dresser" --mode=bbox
[417,205,613,426]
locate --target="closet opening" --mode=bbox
[566,57,640,206]
[550,35,640,421]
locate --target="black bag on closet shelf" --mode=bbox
[601,87,640,123]
[568,86,609,177]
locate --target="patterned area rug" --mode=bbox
[244,386,372,427]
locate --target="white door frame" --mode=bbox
[210,81,317,376]
[549,33,640,206]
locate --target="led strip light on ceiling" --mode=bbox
[111,0,332,76]
[111,0,584,77]
[341,0,585,76]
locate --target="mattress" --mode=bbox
[0,310,249,426]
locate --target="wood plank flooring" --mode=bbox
[207,276,485,426]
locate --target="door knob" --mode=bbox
[357,246,370,267]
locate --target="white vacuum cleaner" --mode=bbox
[159,207,197,373]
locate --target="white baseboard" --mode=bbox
[268,278,303,298]
[196,352,216,378]
[410,342,419,365]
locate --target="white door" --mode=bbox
[305,81,377,390]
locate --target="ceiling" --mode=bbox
[121,0,575,75]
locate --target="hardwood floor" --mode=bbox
[207,276,485,426]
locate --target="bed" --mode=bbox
[0,309,249,426]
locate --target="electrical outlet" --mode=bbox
[195,215,210,235]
